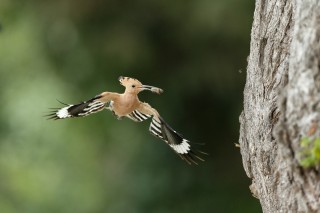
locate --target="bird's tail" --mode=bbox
[46,97,106,120]
[150,117,207,165]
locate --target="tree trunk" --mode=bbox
[239,0,320,212]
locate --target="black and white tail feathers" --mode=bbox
[149,117,206,165]
[47,96,106,120]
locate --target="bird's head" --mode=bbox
[118,76,163,95]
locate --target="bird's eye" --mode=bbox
[132,85,136,88]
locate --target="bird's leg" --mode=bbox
[105,101,122,120]
[112,111,122,120]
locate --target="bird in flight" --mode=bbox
[47,76,205,165]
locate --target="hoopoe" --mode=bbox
[47,76,205,165]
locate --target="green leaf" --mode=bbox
[300,156,316,168]
[313,138,320,160]
[300,137,311,147]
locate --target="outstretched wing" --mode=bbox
[150,117,205,165]
[47,92,117,120]
[137,103,206,165]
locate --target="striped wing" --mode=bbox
[47,96,106,120]
[149,117,205,165]
[126,110,152,122]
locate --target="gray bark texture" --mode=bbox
[240,0,320,212]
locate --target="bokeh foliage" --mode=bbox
[0,0,261,212]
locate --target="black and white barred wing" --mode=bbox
[126,108,203,164]
[126,110,152,122]
[150,117,205,165]
[47,96,106,120]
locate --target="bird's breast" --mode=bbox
[111,96,139,117]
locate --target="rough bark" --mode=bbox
[240,0,320,212]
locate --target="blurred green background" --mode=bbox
[0,0,261,212]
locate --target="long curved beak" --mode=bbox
[140,85,163,94]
